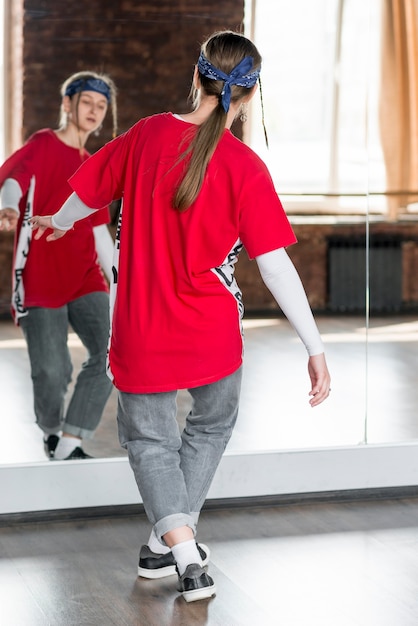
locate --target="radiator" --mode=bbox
[327,235,402,313]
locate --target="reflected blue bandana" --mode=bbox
[197,52,261,112]
[65,77,111,102]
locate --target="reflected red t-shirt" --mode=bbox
[0,129,110,310]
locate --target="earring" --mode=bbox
[94,123,103,137]
[239,103,248,123]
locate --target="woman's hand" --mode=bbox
[30,215,67,241]
[307,353,331,407]
[0,208,19,231]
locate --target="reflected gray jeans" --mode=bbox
[117,367,242,543]
[19,292,113,439]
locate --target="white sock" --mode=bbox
[147,529,170,555]
[54,436,81,460]
[171,539,202,576]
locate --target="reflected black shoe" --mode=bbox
[63,446,93,460]
[43,434,60,459]
[138,543,209,579]
[177,563,216,603]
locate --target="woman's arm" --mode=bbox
[31,192,98,241]
[255,247,331,406]
[0,178,22,231]
[256,247,324,355]
[93,224,114,283]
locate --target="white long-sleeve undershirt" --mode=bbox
[51,192,99,230]
[93,224,114,283]
[1,181,113,280]
[51,193,113,281]
[0,178,22,213]
[255,248,324,356]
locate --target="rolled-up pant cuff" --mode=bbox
[154,513,196,545]
[63,423,95,440]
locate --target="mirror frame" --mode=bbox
[3,0,418,520]
[3,442,418,515]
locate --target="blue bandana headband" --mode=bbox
[65,77,111,102]
[197,52,260,112]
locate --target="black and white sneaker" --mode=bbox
[63,447,93,460]
[138,543,209,579]
[43,434,60,459]
[177,563,216,602]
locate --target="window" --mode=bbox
[246,0,385,213]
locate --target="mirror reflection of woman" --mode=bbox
[0,71,117,460]
[29,32,331,602]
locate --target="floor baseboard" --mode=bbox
[3,485,418,526]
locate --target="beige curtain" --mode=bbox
[380,0,418,218]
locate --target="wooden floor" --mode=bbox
[2,496,418,625]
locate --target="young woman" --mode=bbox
[0,71,118,460]
[30,32,331,601]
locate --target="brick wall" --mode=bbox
[9,0,245,151]
[1,0,244,316]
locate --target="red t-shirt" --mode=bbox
[0,129,110,311]
[69,113,297,392]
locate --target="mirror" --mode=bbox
[1,0,417,482]
[365,0,418,445]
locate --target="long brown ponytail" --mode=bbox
[173,31,262,212]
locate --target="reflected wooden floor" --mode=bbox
[1,313,418,464]
[2,497,418,625]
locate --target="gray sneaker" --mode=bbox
[177,563,216,603]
